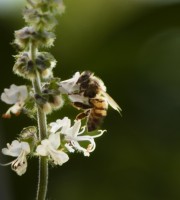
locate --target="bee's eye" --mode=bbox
[77,75,89,84]
[80,81,88,89]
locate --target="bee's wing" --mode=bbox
[101,91,122,114]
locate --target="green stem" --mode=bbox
[30,42,48,200]
[36,157,48,200]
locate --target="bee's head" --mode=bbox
[76,71,93,85]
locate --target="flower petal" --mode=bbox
[68,94,89,104]
[49,121,61,133]
[36,144,48,156]
[71,141,90,157]
[21,142,30,153]
[2,140,22,157]
[1,84,28,104]
[59,72,80,94]
[11,156,27,176]
[48,133,60,149]
[65,143,75,153]
[50,150,69,165]
[49,117,71,134]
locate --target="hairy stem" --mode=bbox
[36,157,48,200]
[30,42,48,200]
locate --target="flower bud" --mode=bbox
[27,0,65,15]
[42,78,64,110]
[34,94,52,114]
[49,94,64,110]
[23,8,58,31]
[34,93,47,106]
[20,126,37,141]
[13,52,36,80]
[14,26,55,49]
[19,126,37,150]
[36,52,56,79]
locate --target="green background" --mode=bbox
[1,0,180,199]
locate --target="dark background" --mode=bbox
[1,0,180,199]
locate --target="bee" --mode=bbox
[72,71,121,132]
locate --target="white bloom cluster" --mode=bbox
[36,117,105,162]
[1,116,105,175]
[48,117,105,157]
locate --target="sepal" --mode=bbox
[14,26,55,50]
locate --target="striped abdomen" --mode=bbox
[87,98,108,132]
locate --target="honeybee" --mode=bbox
[72,71,121,132]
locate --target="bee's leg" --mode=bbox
[73,102,92,109]
[76,110,90,120]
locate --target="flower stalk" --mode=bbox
[30,42,48,200]
[36,157,48,200]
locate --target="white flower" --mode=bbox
[50,117,105,156]
[59,72,80,94]
[1,84,28,104]
[59,72,90,104]
[63,120,106,156]
[49,117,71,134]
[68,93,89,104]
[1,140,30,176]
[64,143,75,153]
[36,132,69,166]
[1,84,28,118]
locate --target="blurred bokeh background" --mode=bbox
[1,0,180,199]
